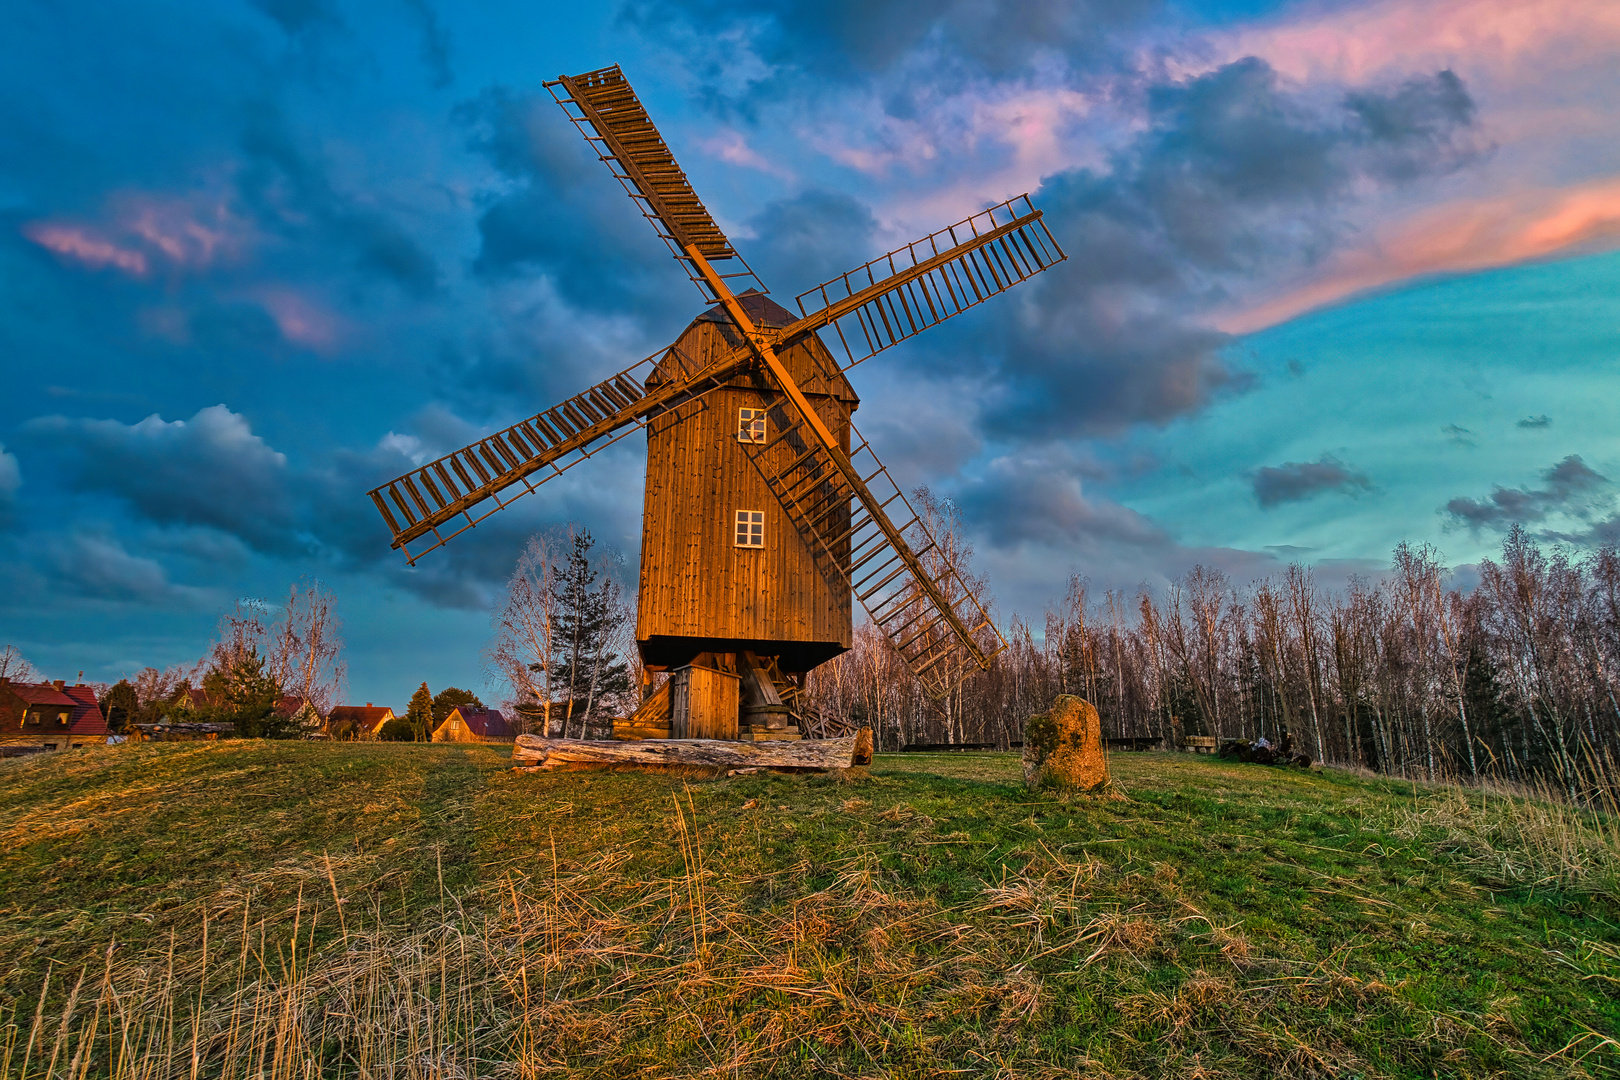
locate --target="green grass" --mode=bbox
[0,742,1615,1077]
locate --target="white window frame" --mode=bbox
[734,509,765,548]
[737,407,767,444]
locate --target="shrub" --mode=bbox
[378,717,417,742]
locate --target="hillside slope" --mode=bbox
[0,743,1615,1078]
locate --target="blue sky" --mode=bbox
[3,0,1619,707]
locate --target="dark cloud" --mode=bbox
[1251,455,1372,508]
[623,0,1162,84]
[48,534,210,606]
[28,405,301,556]
[1444,454,1611,531]
[747,190,878,295]
[1517,414,1552,429]
[954,447,1169,550]
[1345,69,1479,182]
[237,105,439,295]
[455,86,699,327]
[972,60,1480,440]
[25,403,644,612]
[401,0,454,89]
[188,302,286,354]
[1442,424,1476,446]
[249,0,342,38]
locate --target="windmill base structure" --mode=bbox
[366,65,1066,747]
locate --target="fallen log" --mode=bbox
[512,733,859,773]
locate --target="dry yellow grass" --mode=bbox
[0,742,1614,1078]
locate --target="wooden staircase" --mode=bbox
[740,418,1006,700]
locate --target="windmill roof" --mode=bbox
[695,290,800,330]
[656,290,860,404]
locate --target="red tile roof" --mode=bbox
[452,707,513,740]
[9,684,77,707]
[327,705,394,725]
[1,681,107,737]
[273,694,316,718]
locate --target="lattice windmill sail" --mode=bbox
[369,64,1065,737]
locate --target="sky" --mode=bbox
[3,0,1619,708]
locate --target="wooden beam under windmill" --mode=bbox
[367,64,1066,749]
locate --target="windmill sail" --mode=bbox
[680,253,1009,698]
[740,404,1005,698]
[791,194,1064,369]
[546,66,765,298]
[369,339,753,562]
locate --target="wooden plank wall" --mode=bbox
[637,317,857,658]
[669,664,740,740]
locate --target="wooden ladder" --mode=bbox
[368,340,744,562]
[740,417,1006,700]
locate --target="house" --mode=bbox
[0,677,108,753]
[431,706,515,744]
[324,703,396,741]
[274,695,325,737]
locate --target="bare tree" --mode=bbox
[133,664,196,711]
[1285,564,1329,763]
[487,527,568,736]
[0,644,39,683]
[267,580,346,715]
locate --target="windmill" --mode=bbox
[369,65,1066,741]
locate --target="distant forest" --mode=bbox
[809,521,1620,800]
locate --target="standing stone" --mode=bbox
[852,726,875,766]
[1022,695,1113,794]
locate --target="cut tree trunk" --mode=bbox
[513,732,858,772]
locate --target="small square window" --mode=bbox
[737,408,767,444]
[735,509,765,547]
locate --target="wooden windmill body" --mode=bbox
[369,65,1067,741]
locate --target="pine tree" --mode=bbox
[102,679,138,735]
[199,649,283,737]
[549,530,632,737]
[407,682,434,741]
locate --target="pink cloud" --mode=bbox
[1208,0,1620,85]
[123,196,237,269]
[1216,175,1620,333]
[703,129,794,180]
[258,290,342,351]
[23,188,247,280]
[23,223,148,275]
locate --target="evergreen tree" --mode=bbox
[101,679,138,735]
[549,530,632,737]
[407,682,434,741]
[432,686,484,727]
[198,648,284,737]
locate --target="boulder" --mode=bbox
[852,726,875,766]
[1022,695,1115,795]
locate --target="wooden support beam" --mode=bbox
[512,733,858,771]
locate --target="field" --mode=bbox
[0,742,1615,1078]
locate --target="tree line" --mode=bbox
[5,581,350,738]
[808,519,1620,798]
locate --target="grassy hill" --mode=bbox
[0,742,1615,1078]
